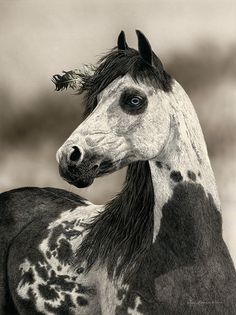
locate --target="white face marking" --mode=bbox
[17,203,103,314]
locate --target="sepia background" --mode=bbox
[0,0,235,263]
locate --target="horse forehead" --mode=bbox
[98,74,155,100]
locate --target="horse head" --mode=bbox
[56,30,174,188]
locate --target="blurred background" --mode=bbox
[0,0,235,263]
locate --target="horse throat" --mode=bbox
[77,161,155,280]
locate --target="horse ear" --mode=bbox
[136,30,152,65]
[117,30,129,50]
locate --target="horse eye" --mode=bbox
[120,89,147,115]
[129,96,142,106]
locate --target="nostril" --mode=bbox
[69,146,82,162]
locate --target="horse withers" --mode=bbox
[0,31,235,315]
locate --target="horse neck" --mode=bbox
[77,83,222,278]
[149,81,221,245]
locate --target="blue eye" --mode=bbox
[120,89,148,115]
[129,96,142,106]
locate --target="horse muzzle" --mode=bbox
[57,145,101,188]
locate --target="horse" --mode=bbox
[0,30,235,315]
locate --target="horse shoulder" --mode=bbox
[1,187,101,314]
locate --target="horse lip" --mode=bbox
[62,172,95,188]
[58,164,96,188]
[70,177,94,188]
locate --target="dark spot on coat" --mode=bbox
[77,296,89,306]
[64,220,76,229]
[76,267,84,274]
[115,291,139,315]
[21,268,34,286]
[137,303,144,313]
[57,238,73,264]
[51,270,56,277]
[198,171,201,178]
[155,161,163,169]
[76,284,96,296]
[155,161,171,171]
[64,229,82,240]
[38,284,59,300]
[46,251,52,259]
[117,288,126,300]
[45,294,75,315]
[187,170,196,181]
[170,171,183,182]
[35,263,48,281]
[47,272,75,292]
[48,224,64,251]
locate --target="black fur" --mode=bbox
[136,30,153,65]
[75,161,154,279]
[117,30,129,50]
[170,170,183,182]
[155,161,163,169]
[115,182,236,314]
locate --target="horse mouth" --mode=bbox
[68,177,94,188]
[58,164,96,188]
[58,157,119,188]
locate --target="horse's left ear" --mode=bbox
[117,30,129,50]
[136,30,152,65]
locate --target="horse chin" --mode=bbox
[69,177,95,188]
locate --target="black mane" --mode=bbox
[75,161,154,279]
[77,48,172,116]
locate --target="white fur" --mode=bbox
[97,270,130,315]
[149,80,221,240]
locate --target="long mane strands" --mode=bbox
[77,48,172,116]
[74,161,155,280]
